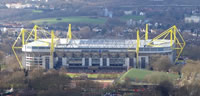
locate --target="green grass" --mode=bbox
[31,16,107,25]
[120,69,179,81]
[31,15,145,25]
[0,64,6,71]
[67,73,120,79]
[32,10,43,13]
[120,15,145,21]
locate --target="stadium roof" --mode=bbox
[24,39,173,49]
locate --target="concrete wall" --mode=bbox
[22,51,175,70]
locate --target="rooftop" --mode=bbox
[24,39,173,49]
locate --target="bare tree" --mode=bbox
[0,51,5,71]
[181,60,200,86]
[76,80,103,96]
[145,72,173,84]
[4,55,20,72]
[150,55,172,72]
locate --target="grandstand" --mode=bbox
[12,24,185,72]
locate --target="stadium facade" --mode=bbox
[13,24,185,72]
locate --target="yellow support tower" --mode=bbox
[13,25,54,69]
[26,25,38,43]
[50,30,55,56]
[12,28,26,69]
[34,25,37,41]
[170,30,173,46]
[127,29,141,68]
[50,30,55,69]
[147,25,186,63]
[22,28,25,46]
[67,24,72,43]
[26,25,55,44]
[145,24,148,41]
[68,24,72,39]
[136,29,140,68]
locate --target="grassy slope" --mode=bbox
[120,68,178,81]
[31,16,107,25]
[32,10,43,13]
[120,15,145,21]
[67,73,120,79]
[31,15,145,25]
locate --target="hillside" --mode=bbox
[119,68,179,83]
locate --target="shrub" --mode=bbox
[144,72,173,84]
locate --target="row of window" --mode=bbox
[31,47,50,49]
[30,47,171,52]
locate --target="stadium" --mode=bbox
[12,24,185,72]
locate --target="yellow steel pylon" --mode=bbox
[50,30,55,69]
[147,25,186,63]
[12,28,25,69]
[128,29,140,68]
[145,24,148,41]
[13,24,73,69]
[128,25,186,67]
[12,25,54,69]
[66,24,72,43]
[136,29,140,68]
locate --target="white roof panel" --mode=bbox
[24,38,173,49]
